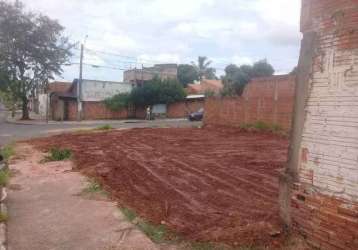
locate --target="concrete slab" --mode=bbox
[7,144,159,250]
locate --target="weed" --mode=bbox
[0,211,8,222]
[96,124,113,130]
[240,121,284,134]
[137,220,168,243]
[120,207,137,222]
[1,144,15,161]
[81,179,108,196]
[190,242,217,250]
[44,147,72,162]
[0,170,10,187]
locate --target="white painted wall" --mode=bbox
[81,80,132,102]
[299,45,358,202]
[38,94,48,117]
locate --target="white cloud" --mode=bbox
[19,0,301,81]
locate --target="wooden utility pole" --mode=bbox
[77,43,84,121]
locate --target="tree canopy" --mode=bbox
[177,64,199,87]
[104,77,186,111]
[0,0,73,119]
[222,59,275,96]
[192,56,217,80]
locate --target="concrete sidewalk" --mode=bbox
[7,144,161,250]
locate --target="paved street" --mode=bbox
[0,106,201,147]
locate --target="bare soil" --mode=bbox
[31,127,289,248]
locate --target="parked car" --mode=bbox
[188,108,204,121]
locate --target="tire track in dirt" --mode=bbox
[30,128,289,247]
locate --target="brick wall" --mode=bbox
[167,100,204,118]
[287,1,358,249]
[81,102,128,120]
[203,75,296,131]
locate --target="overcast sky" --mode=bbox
[22,0,302,82]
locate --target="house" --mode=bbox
[123,64,178,87]
[186,79,223,96]
[37,81,72,117]
[49,79,132,121]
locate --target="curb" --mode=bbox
[0,187,7,250]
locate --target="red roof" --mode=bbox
[186,79,223,95]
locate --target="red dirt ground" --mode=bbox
[31,127,289,247]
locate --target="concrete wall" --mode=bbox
[81,80,132,102]
[204,75,296,131]
[281,1,358,249]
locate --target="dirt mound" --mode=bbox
[31,128,289,247]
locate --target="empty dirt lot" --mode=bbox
[31,127,289,247]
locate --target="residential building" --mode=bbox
[123,64,178,87]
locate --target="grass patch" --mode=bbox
[43,147,72,162]
[0,170,10,187]
[137,220,168,243]
[95,124,113,130]
[0,211,8,222]
[120,207,137,222]
[119,206,178,244]
[81,179,108,196]
[240,121,285,135]
[1,143,15,161]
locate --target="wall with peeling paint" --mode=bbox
[283,1,358,249]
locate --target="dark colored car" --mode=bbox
[188,108,204,121]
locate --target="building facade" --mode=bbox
[123,64,178,87]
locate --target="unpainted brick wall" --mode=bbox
[81,102,128,120]
[291,1,358,249]
[167,100,204,118]
[203,75,296,131]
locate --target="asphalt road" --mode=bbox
[0,107,201,147]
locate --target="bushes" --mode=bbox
[240,121,284,134]
[104,77,186,111]
[44,148,72,162]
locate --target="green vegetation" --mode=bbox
[119,206,175,243]
[104,77,186,111]
[95,124,113,130]
[240,121,284,134]
[137,221,168,243]
[178,64,199,87]
[119,206,260,248]
[103,93,131,111]
[222,59,275,97]
[0,169,10,187]
[44,148,72,162]
[120,207,137,222]
[81,179,108,198]
[192,56,217,81]
[0,0,73,120]
[1,143,14,161]
[0,211,8,222]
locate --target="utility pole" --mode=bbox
[77,43,84,121]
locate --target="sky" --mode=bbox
[22,0,302,82]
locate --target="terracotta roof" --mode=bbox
[47,81,72,93]
[186,79,223,95]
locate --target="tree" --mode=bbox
[222,64,251,96]
[177,64,199,87]
[0,70,21,117]
[221,60,275,96]
[0,0,73,119]
[192,56,217,80]
[251,59,275,77]
[104,77,186,111]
